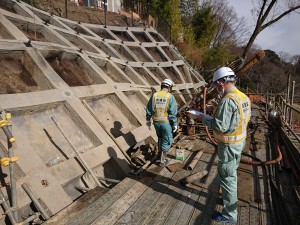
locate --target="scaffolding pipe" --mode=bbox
[0,114,18,221]
[19,212,41,224]
[0,189,17,224]
[51,116,102,188]
[22,183,50,220]
[289,81,295,126]
[284,74,291,118]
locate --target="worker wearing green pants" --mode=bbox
[146,79,178,166]
[198,67,251,223]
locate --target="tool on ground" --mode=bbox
[187,150,204,171]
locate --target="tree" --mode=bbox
[150,0,182,43]
[180,0,198,25]
[242,0,300,59]
[192,5,217,47]
[198,0,250,47]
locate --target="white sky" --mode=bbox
[227,0,300,56]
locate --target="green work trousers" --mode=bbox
[154,122,173,151]
[217,140,246,220]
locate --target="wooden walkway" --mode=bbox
[45,132,273,225]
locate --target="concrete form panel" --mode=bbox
[85,94,141,138]
[91,57,131,83]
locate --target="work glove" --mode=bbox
[172,125,178,133]
[146,120,151,130]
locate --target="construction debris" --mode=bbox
[131,143,157,167]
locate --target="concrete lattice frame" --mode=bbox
[0,0,206,220]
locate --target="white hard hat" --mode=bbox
[213,67,235,83]
[161,79,173,87]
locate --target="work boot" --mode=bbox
[160,151,169,167]
[212,212,237,223]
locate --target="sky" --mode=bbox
[227,0,300,56]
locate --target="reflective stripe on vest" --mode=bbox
[213,88,251,144]
[152,90,171,122]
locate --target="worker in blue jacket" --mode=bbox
[146,79,178,166]
[198,67,251,223]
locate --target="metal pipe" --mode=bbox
[75,186,91,192]
[7,131,18,221]
[266,90,269,113]
[285,122,300,143]
[0,188,17,224]
[187,150,203,171]
[104,0,107,27]
[284,74,291,119]
[19,212,41,224]
[289,81,295,126]
[22,183,50,220]
[241,114,282,165]
[0,114,18,221]
[51,116,102,188]
[96,176,121,184]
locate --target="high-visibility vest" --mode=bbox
[152,90,172,122]
[213,88,251,144]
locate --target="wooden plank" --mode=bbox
[115,168,172,225]
[137,152,194,225]
[176,153,215,225]
[189,152,218,225]
[239,206,249,225]
[162,152,212,225]
[44,187,108,225]
[65,177,137,225]
[249,203,260,225]
[91,178,152,225]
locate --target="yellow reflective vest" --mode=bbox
[213,88,251,144]
[152,90,172,122]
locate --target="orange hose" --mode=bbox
[241,113,282,165]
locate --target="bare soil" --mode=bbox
[47,58,93,86]
[0,59,38,94]
[30,0,139,27]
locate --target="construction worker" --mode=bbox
[198,67,251,223]
[146,79,178,166]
